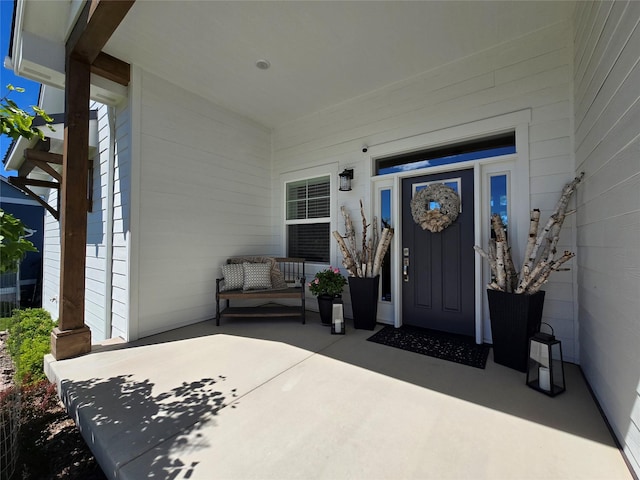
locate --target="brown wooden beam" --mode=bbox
[24,149,63,165]
[91,52,130,86]
[51,0,135,360]
[51,55,92,360]
[8,177,60,220]
[17,161,35,178]
[23,150,64,183]
[27,159,62,183]
[8,177,59,189]
[17,140,51,177]
[68,0,135,63]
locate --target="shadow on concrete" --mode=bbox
[54,312,622,479]
[117,314,616,449]
[60,374,237,479]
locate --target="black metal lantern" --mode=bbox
[526,323,565,396]
[331,298,346,335]
[339,169,354,192]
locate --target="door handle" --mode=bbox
[403,258,409,282]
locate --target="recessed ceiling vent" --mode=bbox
[255,59,271,70]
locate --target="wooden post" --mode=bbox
[48,0,134,360]
[50,56,92,360]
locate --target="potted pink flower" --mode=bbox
[308,267,347,325]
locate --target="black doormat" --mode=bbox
[367,325,490,369]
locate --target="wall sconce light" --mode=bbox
[339,168,354,191]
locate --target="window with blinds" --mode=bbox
[286,176,330,263]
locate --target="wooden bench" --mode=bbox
[215,257,306,326]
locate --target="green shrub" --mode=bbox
[0,316,12,331]
[7,308,56,384]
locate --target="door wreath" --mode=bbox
[410,184,460,233]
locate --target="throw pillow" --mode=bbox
[229,256,287,289]
[271,269,288,290]
[242,262,272,291]
[220,263,244,291]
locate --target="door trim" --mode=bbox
[369,111,531,344]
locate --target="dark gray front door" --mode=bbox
[402,168,475,336]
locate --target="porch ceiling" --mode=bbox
[101,1,574,128]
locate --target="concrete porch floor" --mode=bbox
[45,313,632,480]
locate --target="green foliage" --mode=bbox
[0,84,54,141]
[0,209,38,273]
[0,315,12,330]
[7,308,56,384]
[308,266,347,296]
[0,85,49,274]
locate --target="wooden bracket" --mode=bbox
[24,149,63,182]
[87,159,94,213]
[9,177,60,220]
[11,149,95,220]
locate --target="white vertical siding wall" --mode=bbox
[85,101,110,341]
[41,191,60,321]
[272,21,579,360]
[111,99,132,340]
[573,1,640,475]
[134,70,274,337]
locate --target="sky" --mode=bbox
[0,0,42,177]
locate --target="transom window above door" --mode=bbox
[375,132,515,175]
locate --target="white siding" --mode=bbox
[41,190,60,321]
[111,98,132,340]
[84,102,110,341]
[134,70,274,337]
[40,97,130,343]
[272,21,579,359]
[573,1,640,476]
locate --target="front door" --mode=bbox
[401,168,475,336]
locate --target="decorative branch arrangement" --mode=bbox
[333,200,394,278]
[474,173,584,294]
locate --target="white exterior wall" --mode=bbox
[41,191,60,321]
[84,99,131,342]
[132,69,274,338]
[272,21,579,360]
[40,96,130,342]
[573,1,640,476]
[111,98,132,340]
[85,102,110,341]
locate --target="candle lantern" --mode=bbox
[331,298,346,335]
[526,323,565,396]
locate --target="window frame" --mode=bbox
[282,165,338,265]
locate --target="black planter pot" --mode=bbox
[487,289,545,372]
[348,275,380,330]
[317,294,337,325]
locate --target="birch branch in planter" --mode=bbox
[333,200,394,278]
[474,173,584,294]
